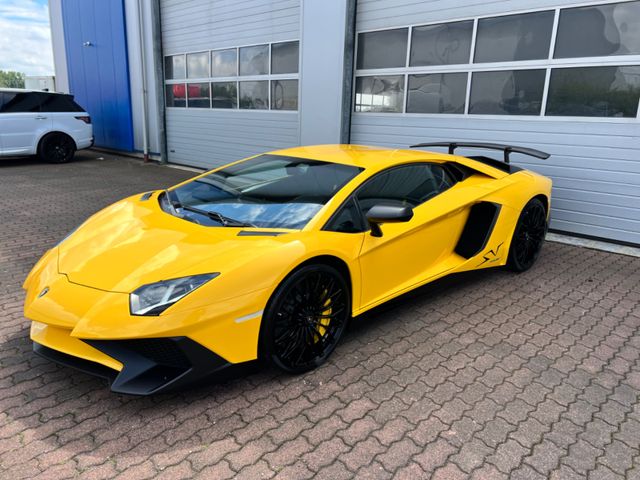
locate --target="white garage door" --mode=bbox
[160,0,301,169]
[351,0,640,245]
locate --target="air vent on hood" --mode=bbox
[140,192,154,201]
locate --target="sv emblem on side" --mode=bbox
[477,242,503,266]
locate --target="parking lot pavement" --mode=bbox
[1,151,639,479]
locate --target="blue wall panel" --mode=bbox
[61,0,134,151]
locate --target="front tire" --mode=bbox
[260,264,350,374]
[507,198,547,272]
[38,133,76,163]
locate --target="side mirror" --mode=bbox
[366,204,413,237]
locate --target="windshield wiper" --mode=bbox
[181,205,256,227]
[163,190,256,228]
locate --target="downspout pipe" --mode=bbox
[136,0,150,162]
[340,0,357,144]
[150,0,168,164]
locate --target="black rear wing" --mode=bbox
[410,142,550,164]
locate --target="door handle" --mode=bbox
[35,116,48,120]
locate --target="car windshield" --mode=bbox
[165,154,363,229]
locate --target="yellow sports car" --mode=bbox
[24,142,551,394]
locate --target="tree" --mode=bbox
[0,70,25,88]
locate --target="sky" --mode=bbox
[0,0,54,76]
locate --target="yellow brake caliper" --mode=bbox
[314,291,332,343]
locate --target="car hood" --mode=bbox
[58,194,298,293]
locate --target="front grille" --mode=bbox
[118,338,191,368]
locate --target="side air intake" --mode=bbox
[455,202,501,259]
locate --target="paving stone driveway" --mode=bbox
[1,151,639,479]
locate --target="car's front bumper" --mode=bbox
[32,333,231,395]
[24,248,270,394]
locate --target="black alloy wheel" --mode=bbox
[39,133,76,163]
[507,198,547,272]
[261,264,350,373]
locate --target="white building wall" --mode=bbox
[48,0,69,93]
[352,0,640,245]
[124,0,162,155]
[299,0,353,145]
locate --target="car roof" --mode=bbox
[270,144,516,179]
[271,144,450,169]
[0,88,65,94]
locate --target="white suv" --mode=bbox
[0,88,93,163]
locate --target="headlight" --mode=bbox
[129,273,219,316]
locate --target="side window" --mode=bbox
[0,92,16,112]
[356,164,455,214]
[325,163,456,233]
[0,92,44,113]
[326,198,366,233]
[40,94,84,112]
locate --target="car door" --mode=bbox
[0,92,10,154]
[352,163,473,310]
[0,93,4,154]
[0,92,51,155]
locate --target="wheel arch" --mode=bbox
[262,253,355,318]
[294,255,352,294]
[263,254,355,321]
[37,131,78,152]
[532,193,550,216]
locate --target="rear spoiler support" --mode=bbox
[410,142,550,164]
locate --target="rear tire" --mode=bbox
[507,198,547,272]
[260,264,350,374]
[38,133,76,163]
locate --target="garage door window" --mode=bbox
[271,41,299,74]
[410,21,473,67]
[187,83,210,108]
[240,45,269,76]
[407,73,467,113]
[187,52,209,78]
[554,1,640,58]
[165,40,299,111]
[354,1,640,119]
[355,76,404,113]
[239,81,268,109]
[211,49,237,77]
[357,28,408,69]
[211,82,237,109]
[165,55,185,80]
[166,84,186,108]
[546,65,640,117]
[474,11,554,63]
[470,70,546,115]
[271,80,298,110]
